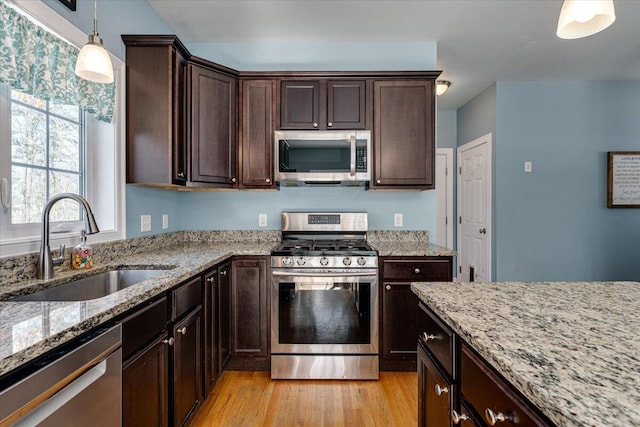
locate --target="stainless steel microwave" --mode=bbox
[274,130,371,185]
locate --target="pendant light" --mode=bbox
[75,0,114,83]
[556,0,616,39]
[436,80,451,96]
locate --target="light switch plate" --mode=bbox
[162,214,169,229]
[394,213,403,227]
[141,214,151,232]
[258,213,268,227]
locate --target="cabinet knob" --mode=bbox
[421,332,436,344]
[313,122,318,128]
[220,270,227,276]
[206,276,215,283]
[266,178,271,183]
[178,327,187,335]
[451,410,470,424]
[327,121,333,127]
[177,172,185,178]
[414,268,421,274]
[162,337,174,346]
[376,179,381,184]
[385,285,391,291]
[434,384,449,396]
[231,177,236,183]
[485,408,510,425]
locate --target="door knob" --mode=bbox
[479,228,486,234]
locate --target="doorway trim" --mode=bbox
[456,133,492,281]
[436,148,454,249]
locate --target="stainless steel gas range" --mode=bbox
[270,212,379,380]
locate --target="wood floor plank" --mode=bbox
[190,371,418,427]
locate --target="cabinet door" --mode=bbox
[190,64,237,186]
[123,334,170,427]
[203,269,218,396]
[173,307,202,427]
[418,344,454,427]
[218,263,231,372]
[280,80,321,129]
[373,80,435,189]
[231,258,269,358]
[381,282,419,370]
[327,80,366,130]
[240,80,275,188]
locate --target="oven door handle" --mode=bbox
[272,270,377,278]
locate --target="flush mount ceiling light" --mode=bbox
[436,80,451,96]
[557,0,616,39]
[75,0,113,83]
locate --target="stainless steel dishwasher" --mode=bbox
[0,324,122,426]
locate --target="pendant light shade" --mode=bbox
[75,0,113,83]
[556,0,616,39]
[436,80,451,96]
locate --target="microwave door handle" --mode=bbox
[350,135,356,176]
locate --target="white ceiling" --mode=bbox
[147,0,640,110]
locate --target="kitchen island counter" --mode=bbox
[411,281,640,427]
[0,240,276,376]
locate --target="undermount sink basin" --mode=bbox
[12,269,171,302]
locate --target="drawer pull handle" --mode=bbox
[178,327,187,335]
[485,408,510,425]
[421,332,436,343]
[414,268,421,274]
[434,384,449,396]
[162,337,174,346]
[451,410,470,424]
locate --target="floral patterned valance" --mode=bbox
[0,1,114,122]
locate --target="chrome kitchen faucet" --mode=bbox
[37,193,100,279]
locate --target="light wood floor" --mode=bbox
[190,371,418,427]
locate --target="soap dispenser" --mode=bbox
[71,229,93,270]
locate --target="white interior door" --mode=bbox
[457,134,492,282]
[436,148,453,248]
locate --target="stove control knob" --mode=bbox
[282,257,292,266]
[297,257,306,266]
[320,257,329,266]
[357,257,367,266]
[342,257,352,266]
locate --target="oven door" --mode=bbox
[271,269,378,354]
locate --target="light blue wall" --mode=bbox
[495,81,640,281]
[126,186,182,238]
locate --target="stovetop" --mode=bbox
[273,238,376,255]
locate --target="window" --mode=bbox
[10,89,85,225]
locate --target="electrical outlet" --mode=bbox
[162,214,169,230]
[394,213,403,227]
[141,214,151,232]
[524,161,532,173]
[258,213,268,227]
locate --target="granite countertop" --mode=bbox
[411,281,640,427]
[372,241,456,257]
[0,241,276,377]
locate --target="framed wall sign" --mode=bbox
[58,0,76,11]
[607,151,640,208]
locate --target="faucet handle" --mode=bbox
[53,244,66,266]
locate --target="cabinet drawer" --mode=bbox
[121,297,168,361]
[418,302,455,380]
[383,259,451,281]
[172,277,202,320]
[461,345,551,427]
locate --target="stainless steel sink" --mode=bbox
[12,269,170,302]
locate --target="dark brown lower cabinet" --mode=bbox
[418,343,454,427]
[123,334,170,427]
[228,257,269,370]
[218,262,232,372]
[172,307,203,427]
[203,268,218,396]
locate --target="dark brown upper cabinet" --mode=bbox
[122,35,189,187]
[279,79,367,130]
[189,61,238,187]
[372,79,436,190]
[239,80,276,189]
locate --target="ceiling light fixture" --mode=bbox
[436,80,451,96]
[556,0,616,39]
[75,0,114,83]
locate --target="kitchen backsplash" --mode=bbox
[0,230,428,284]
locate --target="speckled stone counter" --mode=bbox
[411,281,640,427]
[0,240,277,376]
[367,230,456,257]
